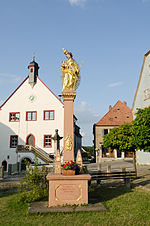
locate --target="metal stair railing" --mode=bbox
[16,145,53,162]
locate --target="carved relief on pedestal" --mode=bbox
[55,184,82,202]
[65,135,73,151]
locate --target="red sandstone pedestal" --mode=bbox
[47,88,90,207]
[46,174,91,207]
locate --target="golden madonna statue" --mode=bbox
[61,49,80,91]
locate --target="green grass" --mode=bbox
[0,186,150,226]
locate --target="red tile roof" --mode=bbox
[96,100,133,126]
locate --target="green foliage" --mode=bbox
[103,123,135,152]
[82,152,91,159]
[132,107,150,152]
[103,107,150,153]
[18,156,48,203]
[82,165,88,174]
[84,146,94,154]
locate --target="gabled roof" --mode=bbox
[96,100,133,126]
[132,50,150,112]
[0,75,63,109]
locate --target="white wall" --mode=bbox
[136,150,150,165]
[0,76,64,169]
[133,53,150,115]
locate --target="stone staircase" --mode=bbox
[16,145,53,163]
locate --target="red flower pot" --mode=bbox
[62,170,75,175]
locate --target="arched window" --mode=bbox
[26,134,35,147]
[2,160,7,171]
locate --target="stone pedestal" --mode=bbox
[62,89,76,163]
[46,174,91,207]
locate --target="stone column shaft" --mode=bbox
[62,90,76,163]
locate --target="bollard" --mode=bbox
[0,166,4,179]
[98,163,101,171]
[122,167,126,172]
[107,164,111,173]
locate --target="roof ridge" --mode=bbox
[96,100,121,125]
[96,100,132,126]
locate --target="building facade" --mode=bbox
[93,100,133,161]
[132,50,150,114]
[132,50,150,165]
[0,58,81,172]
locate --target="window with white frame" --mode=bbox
[10,135,18,148]
[26,111,37,121]
[44,135,52,147]
[44,110,54,120]
[9,112,20,122]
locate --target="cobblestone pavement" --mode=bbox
[1,159,150,191]
[0,173,25,190]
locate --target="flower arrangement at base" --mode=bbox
[61,160,80,175]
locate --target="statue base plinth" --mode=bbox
[46,174,91,207]
[62,89,76,101]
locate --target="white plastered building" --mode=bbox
[132,50,150,165]
[0,58,64,172]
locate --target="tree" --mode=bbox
[103,123,137,173]
[103,123,135,152]
[132,107,150,152]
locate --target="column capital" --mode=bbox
[62,89,76,101]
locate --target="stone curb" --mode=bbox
[28,201,107,213]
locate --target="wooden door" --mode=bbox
[26,134,35,147]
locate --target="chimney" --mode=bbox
[109,105,112,111]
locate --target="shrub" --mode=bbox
[18,156,49,203]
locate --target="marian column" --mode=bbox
[61,49,80,163]
[46,49,91,207]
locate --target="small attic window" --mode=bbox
[117,108,120,110]
[115,116,117,118]
[127,116,129,118]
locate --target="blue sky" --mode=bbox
[0,0,150,145]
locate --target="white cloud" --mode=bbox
[108,81,123,88]
[68,0,87,7]
[75,101,99,124]
[75,101,99,145]
[0,73,21,85]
